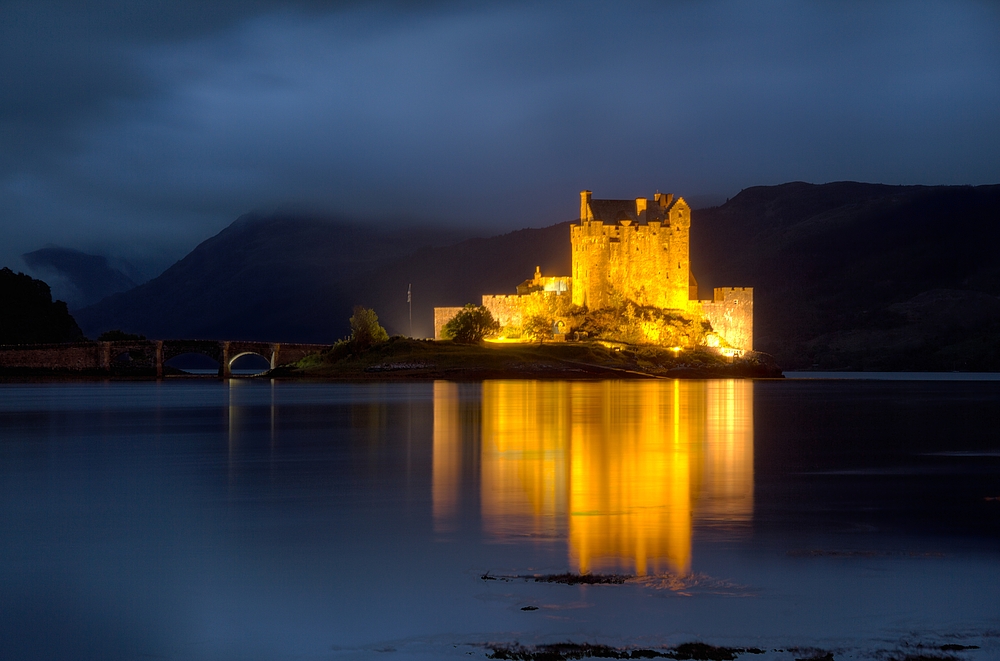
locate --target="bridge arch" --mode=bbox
[104,342,157,373]
[161,341,225,377]
[227,351,273,376]
[163,352,222,375]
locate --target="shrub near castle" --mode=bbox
[442,305,500,344]
[576,303,711,347]
[349,306,389,350]
[522,314,555,344]
[301,306,389,366]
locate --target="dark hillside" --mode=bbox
[692,182,1000,369]
[74,214,569,342]
[75,213,471,342]
[0,268,84,344]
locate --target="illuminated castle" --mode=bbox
[434,190,753,352]
[572,190,696,311]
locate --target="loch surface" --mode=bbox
[1,378,998,660]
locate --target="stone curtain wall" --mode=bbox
[481,296,525,329]
[482,291,576,337]
[433,307,465,340]
[699,288,754,351]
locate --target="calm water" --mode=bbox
[1,378,998,660]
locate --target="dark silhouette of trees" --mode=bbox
[0,268,84,344]
[97,330,146,341]
[442,305,500,344]
[349,306,389,349]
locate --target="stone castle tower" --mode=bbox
[572,191,697,311]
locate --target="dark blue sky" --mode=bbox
[2,0,999,276]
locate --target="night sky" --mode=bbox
[3,1,999,277]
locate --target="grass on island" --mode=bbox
[279,336,781,380]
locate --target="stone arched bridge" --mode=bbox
[0,340,332,378]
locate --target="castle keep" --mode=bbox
[573,191,696,311]
[435,190,753,352]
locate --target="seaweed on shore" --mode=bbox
[488,643,662,659]
[480,572,632,585]
[532,572,631,585]
[792,652,835,661]
[486,642,764,660]
[885,644,979,661]
[670,644,764,660]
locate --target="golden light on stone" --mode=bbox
[432,379,754,576]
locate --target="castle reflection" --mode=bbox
[433,380,753,575]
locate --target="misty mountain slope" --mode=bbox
[75,213,471,341]
[691,182,1000,369]
[21,247,138,309]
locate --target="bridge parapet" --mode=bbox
[0,342,102,373]
[0,339,332,378]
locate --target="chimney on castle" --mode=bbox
[635,197,647,222]
[580,190,593,221]
[654,193,673,208]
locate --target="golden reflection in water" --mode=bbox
[433,379,753,576]
[566,380,696,575]
[432,381,463,531]
[480,381,571,540]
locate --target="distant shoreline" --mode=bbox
[0,338,785,381]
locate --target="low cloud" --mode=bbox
[2,1,998,276]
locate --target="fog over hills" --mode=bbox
[76,182,1000,370]
[21,247,140,310]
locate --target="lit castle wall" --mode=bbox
[572,191,696,311]
[435,189,754,352]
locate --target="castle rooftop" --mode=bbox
[580,191,682,225]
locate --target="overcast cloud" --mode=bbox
[2,0,999,276]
